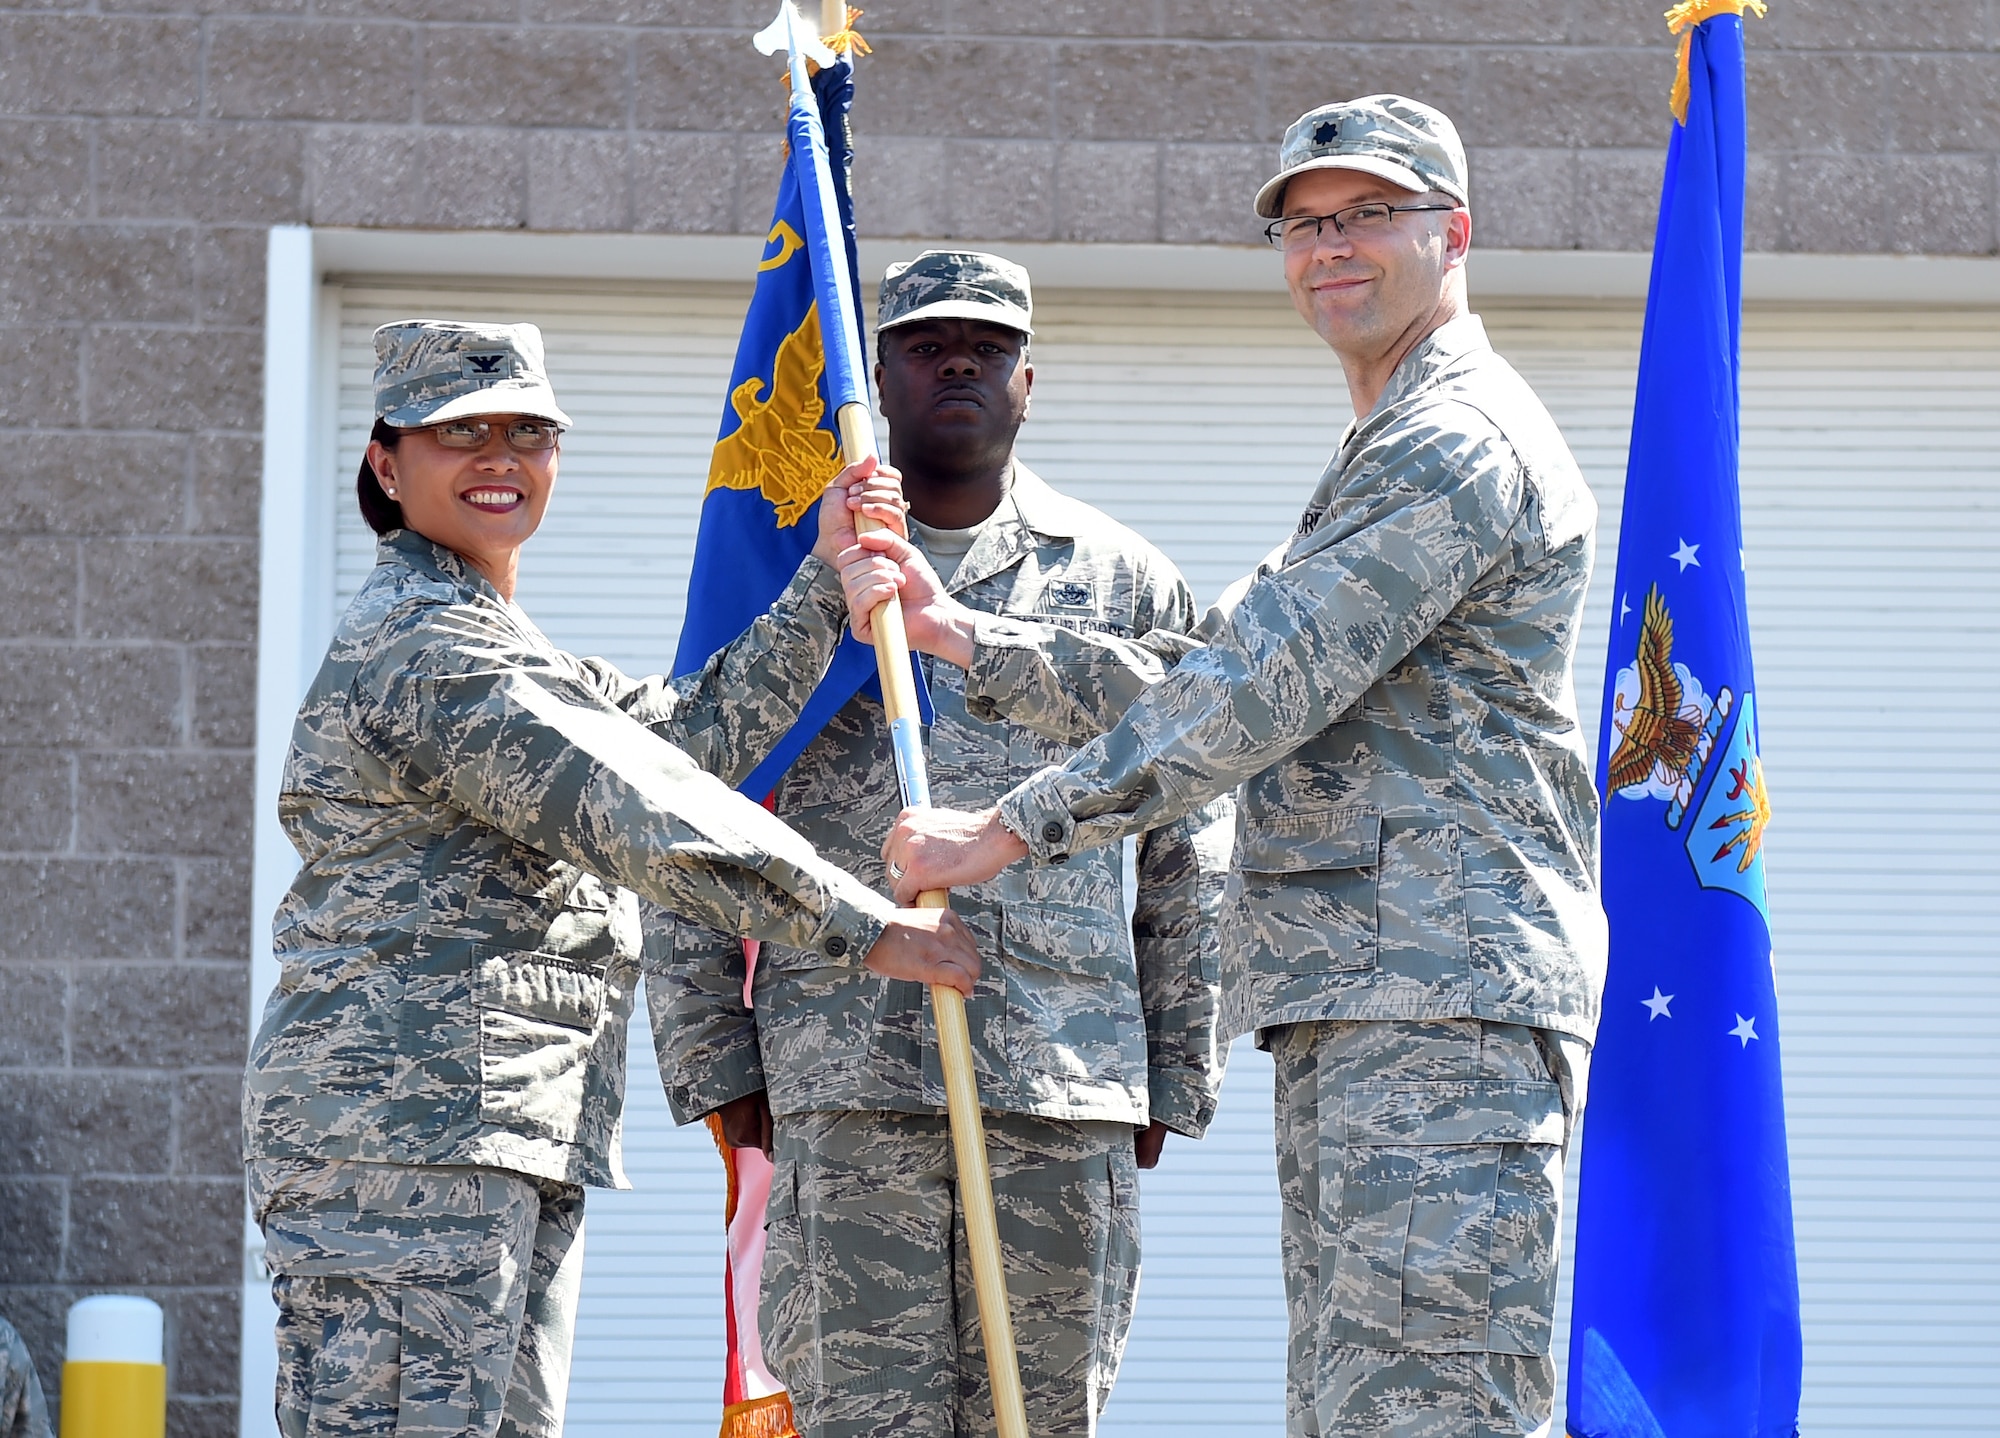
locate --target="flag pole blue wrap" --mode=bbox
[1565,12,1802,1438]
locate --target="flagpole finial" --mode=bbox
[753,1,836,67]
[1664,0,1767,122]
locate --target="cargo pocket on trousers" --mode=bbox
[1325,1079,1565,1355]
[474,947,606,1145]
[1095,1150,1142,1395]
[758,1160,814,1394]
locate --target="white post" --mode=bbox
[239,223,320,1438]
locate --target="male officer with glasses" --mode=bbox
[868,97,1606,1438]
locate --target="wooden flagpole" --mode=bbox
[832,398,1031,1438]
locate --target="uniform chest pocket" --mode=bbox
[1235,805,1380,976]
[474,947,606,1145]
[1327,1079,1566,1356]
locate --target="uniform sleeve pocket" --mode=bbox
[1327,1079,1564,1355]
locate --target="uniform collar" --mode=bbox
[1369,311,1490,417]
[932,460,1081,595]
[378,528,507,606]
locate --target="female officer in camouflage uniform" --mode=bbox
[242,319,979,1438]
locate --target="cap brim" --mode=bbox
[877,299,1034,337]
[1253,154,1430,219]
[385,385,573,430]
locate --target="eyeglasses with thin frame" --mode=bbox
[426,418,563,452]
[1264,202,1460,251]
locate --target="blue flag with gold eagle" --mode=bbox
[1566,6,1802,1436]
[673,27,924,799]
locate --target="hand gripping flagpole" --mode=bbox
[759,8,1031,1436]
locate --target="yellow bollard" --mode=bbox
[60,1296,165,1438]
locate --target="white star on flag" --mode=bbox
[1729,1014,1759,1047]
[1620,592,1631,623]
[1671,539,1702,571]
[1643,986,1674,1020]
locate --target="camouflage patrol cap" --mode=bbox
[372,319,573,430]
[877,249,1033,337]
[1254,95,1469,218]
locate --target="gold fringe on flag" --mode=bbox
[721,1390,801,1438]
[820,5,871,57]
[1665,0,1767,122]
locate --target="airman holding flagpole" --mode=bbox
[869,97,1607,1438]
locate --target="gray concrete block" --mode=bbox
[0,963,67,1067]
[195,226,271,331]
[849,134,947,240]
[1886,54,2000,154]
[82,328,262,434]
[0,1180,64,1282]
[1573,148,1665,251]
[72,964,246,1068]
[0,122,91,221]
[863,38,1054,141]
[1053,40,1261,143]
[95,122,306,225]
[1466,148,1574,250]
[1762,0,1986,50]
[1881,152,1997,254]
[0,225,194,326]
[308,125,527,229]
[172,1073,243,1178]
[0,651,183,749]
[191,435,261,536]
[182,857,251,961]
[6,433,192,536]
[944,139,1057,242]
[634,31,790,133]
[0,1075,173,1175]
[528,132,631,232]
[77,752,252,858]
[1350,0,1568,45]
[0,328,84,428]
[191,646,255,749]
[523,0,772,22]
[1469,47,1662,150]
[1158,142,1269,245]
[977,0,1148,35]
[0,747,72,850]
[0,539,78,639]
[207,18,419,123]
[1262,45,1472,146]
[0,16,200,117]
[82,539,258,643]
[1054,141,1161,242]
[422,27,630,129]
[317,0,513,21]
[67,1178,240,1285]
[165,1289,241,1398]
[1744,51,1890,153]
[0,860,178,960]
[631,132,743,234]
[166,1397,239,1438]
[1778,153,1896,252]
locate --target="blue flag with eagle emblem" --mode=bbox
[673,24,925,800]
[1565,6,1801,1436]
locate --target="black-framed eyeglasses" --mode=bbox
[426,417,563,452]
[1263,202,1460,250]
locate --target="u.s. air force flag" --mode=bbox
[1566,5,1802,1436]
[673,6,922,801]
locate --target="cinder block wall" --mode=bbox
[0,2,1993,1433]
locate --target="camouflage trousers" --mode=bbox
[1267,1020,1588,1438]
[248,1161,586,1438]
[761,1111,1139,1438]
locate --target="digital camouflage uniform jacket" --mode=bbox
[964,317,1607,1044]
[658,465,1233,1136]
[243,531,899,1190]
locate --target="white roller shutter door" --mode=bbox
[331,278,2000,1434]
